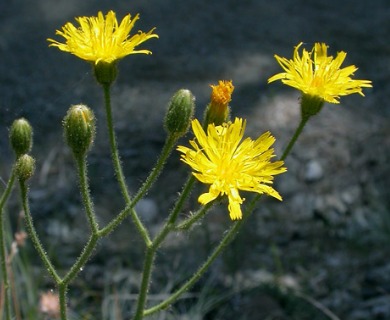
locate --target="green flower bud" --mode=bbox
[63,104,96,157]
[16,154,35,182]
[94,61,118,86]
[164,89,195,137]
[9,118,33,158]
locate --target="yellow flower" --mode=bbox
[177,118,286,220]
[268,42,372,104]
[210,80,234,108]
[204,80,234,126]
[48,10,158,64]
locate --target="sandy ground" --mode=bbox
[1,0,390,319]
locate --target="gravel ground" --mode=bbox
[1,0,389,319]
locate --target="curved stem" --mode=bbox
[132,133,178,207]
[19,180,61,284]
[144,217,245,317]
[99,133,179,243]
[133,175,197,319]
[168,176,196,225]
[102,84,150,244]
[76,156,99,234]
[62,234,99,284]
[0,169,16,320]
[280,116,309,161]
[175,203,212,231]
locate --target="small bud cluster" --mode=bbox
[9,118,35,182]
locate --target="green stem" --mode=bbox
[102,84,150,244]
[280,116,309,161]
[133,175,197,319]
[168,176,196,225]
[144,218,245,317]
[102,83,131,203]
[132,134,178,207]
[99,133,179,242]
[133,247,155,320]
[19,181,61,284]
[175,203,212,231]
[58,283,68,320]
[62,234,98,284]
[76,156,99,234]
[0,169,16,320]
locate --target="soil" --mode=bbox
[1,0,389,319]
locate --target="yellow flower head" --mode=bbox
[177,118,286,220]
[204,80,234,126]
[48,10,158,64]
[210,80,234,108]
[268,42,372,104]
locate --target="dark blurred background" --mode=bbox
[1,0,389,319]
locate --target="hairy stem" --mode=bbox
[76,156,99,234]
[0,169,16,320]
[102,84,150,244]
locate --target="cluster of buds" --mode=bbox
[9,118,35,182]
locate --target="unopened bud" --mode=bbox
[164,89,195,137]
[9,118,33,158]
[63,104,96,156]
[16,154,35,182]
[94,61,118,86]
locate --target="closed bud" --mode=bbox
[9,118,33,158]
[94,61,118,86]
[63,104,96,157]
[16,154,35,182]
[164,89,195,137]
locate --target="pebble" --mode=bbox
[304,160,324,182]
[135,198,158,222]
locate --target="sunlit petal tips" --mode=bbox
[48,10,158,64]
[177,118,286,220]
[268,42,372,104]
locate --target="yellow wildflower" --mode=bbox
[204,80,234,126]
[48,10,158,64]
[268,42,372,104]
[210,80,234,108]
[177,118,286,220]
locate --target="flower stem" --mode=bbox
[76,156,99,234]
[0,169,16,320]
[102,83,131,203]
[133,246,155,320]
[58,282,68,320]
[99,133,179,242]
[175,203,212,231]
[168,176,196,225]
[133,175,197,319]
[144,218,245,317]
[280,116,309,161]
[19,181,61,284]
[62,234,99,284]
[132,133,179,206]
[102,84,150,244]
